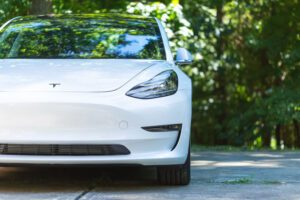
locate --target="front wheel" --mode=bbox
[157,148,190,185]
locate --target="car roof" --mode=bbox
[12,14,157,24]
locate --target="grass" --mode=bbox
[262,180,283,185]
[222,178,252,184]
[221,178,283,185]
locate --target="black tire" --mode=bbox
[157,148,190,185]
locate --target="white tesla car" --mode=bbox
[0,14,192,185]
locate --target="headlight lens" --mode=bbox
[126,70,178,99]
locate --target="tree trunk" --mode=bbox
[30,0,53,15]
[214,0,228,145]
[275,124,281,149]
[262,124,271,148]
[282,124,293,149]
[293,119,300,148]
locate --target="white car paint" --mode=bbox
[0,17,192,166]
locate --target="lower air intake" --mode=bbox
[0,144,130,156]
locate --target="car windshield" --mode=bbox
[0,15,166,59]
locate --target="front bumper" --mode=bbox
[0,89,191,166]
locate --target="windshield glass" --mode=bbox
[0,16,166,59]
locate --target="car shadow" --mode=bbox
[0,166,160,192]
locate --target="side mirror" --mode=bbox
[175,48,193,66]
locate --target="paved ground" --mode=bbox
[0,152,300,199]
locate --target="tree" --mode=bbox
[30,0,52,15]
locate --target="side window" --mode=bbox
[154,25,166,60]
[0,30,18,58]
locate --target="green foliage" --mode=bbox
[126,2,194,51]
[0,0,30,25]
[52,0,128,14]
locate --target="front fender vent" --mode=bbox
[0,144,130,156]
[142,124,182,132]
[142,124,182,151]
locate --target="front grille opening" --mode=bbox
[0,144,130,156]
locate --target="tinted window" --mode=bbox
[0,16,166,59]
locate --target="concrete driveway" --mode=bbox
[0,151,299,199]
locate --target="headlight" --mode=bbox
[126,70,178,99]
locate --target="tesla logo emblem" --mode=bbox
[49,83,61,88]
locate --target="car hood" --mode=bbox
[0,59,164,92]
